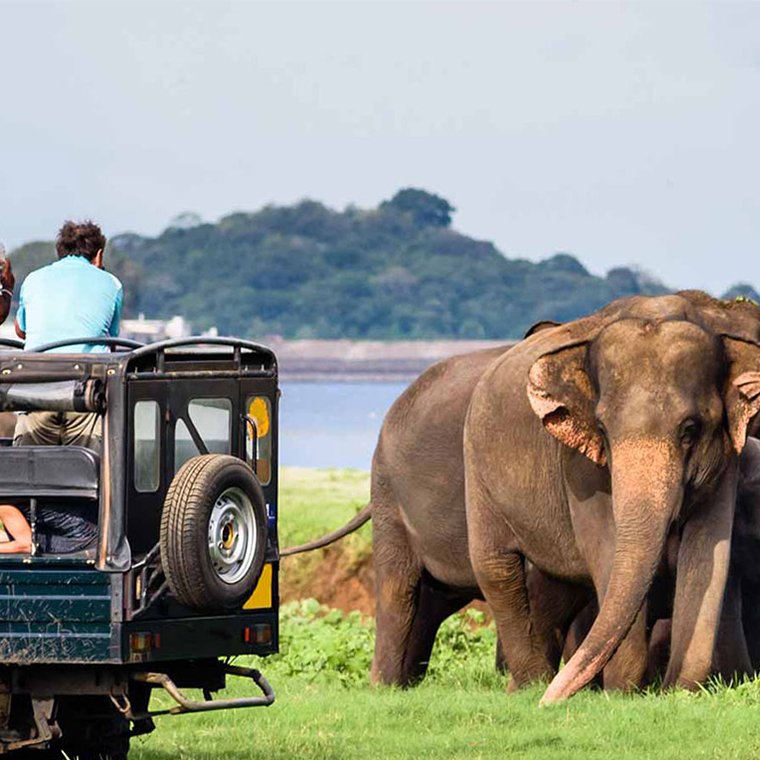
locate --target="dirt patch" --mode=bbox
[280,547,492,622]
[280,547,376,615]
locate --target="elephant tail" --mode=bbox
[280,503,373,556]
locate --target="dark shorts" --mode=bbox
[19,502,98,554]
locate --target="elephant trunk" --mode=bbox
[541,438,681,705]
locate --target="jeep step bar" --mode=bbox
[130,664,275,717]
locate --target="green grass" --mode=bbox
[278,467,372,596]
[132,682,760,760]
[130,468,760,759]
[278,467,371,554]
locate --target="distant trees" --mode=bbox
[6,189,755,340]
[382,189,455,228]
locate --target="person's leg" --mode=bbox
[0,505,31,553]
[62,412,102,453]
[13,412,62,446]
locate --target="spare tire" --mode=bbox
[160,454,268,612]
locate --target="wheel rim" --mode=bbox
[207,487,258,585]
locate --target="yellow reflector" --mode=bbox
[243,563,272,609]
[247,397,270,438]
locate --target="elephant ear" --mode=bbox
[527,341,606,466]
[524,320,562,339]
[723,336,760,454]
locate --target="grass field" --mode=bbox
[130,468,760,760]
[278,466,371,553]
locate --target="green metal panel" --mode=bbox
[0,563,119,664]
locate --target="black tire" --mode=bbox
[160,454,268,612]
[57,697,130,760]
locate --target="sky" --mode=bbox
[1,0,759,294]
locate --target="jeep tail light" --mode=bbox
[243,624,272,645]
[130,632,161,653]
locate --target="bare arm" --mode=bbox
[0,260,14,326]
[0,505,31,553]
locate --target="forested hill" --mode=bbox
[9,189,757,339]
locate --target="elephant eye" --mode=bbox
[680,419,701,447]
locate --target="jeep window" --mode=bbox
[134,400,160,492]
[246,396,272,485]
[175,398,232,472]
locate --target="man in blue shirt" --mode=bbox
[13,220,123,451]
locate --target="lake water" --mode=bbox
[279,382,409,470]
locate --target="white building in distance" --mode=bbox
[120,314,193,343]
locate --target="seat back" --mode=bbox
[0,446,99,500]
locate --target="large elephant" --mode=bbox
[284,339,592,686]
[464,294,760,705]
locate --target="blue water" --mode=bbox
[279,382,408,470]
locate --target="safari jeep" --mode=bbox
[0,336,279,758]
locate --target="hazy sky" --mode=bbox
[1,1,759,293]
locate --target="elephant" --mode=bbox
[716,434,760,677]
[284,339,592,686]
[464,293,760,705]
[565,436,760,685]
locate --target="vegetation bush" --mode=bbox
[269,600,499,689]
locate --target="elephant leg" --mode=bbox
[494,573,590,677]
[603,603,649,691]
[495,636,507,674]
[647,619,672,684]
[467,478,558,689]
[742,579,760,672]
[563,600,597,661]
[665,462,737,690]
[714,572,752,683]
[474,550,557,689]
[562,601,604,689]
[371,502,425,686]
[400,578,471,684]
[527,569,592,673]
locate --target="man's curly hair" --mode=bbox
[56,220,106,261]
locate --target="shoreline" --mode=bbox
[272,338,517,382]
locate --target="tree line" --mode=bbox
[8,189,758,339]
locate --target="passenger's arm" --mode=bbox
[0,506,31,554]
[0,260,15,325]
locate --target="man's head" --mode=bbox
[56,221,106,267]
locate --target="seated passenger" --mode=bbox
[0,240,16,326]
[13,220,123,453]
[0,505,31,554]
[22,502,98,554]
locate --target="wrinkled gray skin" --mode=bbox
[716,435,760,678]
[567,437,760,684]
[464,294,760,705]
[286,330,589,687]
[369,344,512,685]
[369,345,594,686]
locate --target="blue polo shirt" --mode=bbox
[17,256,123,353]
